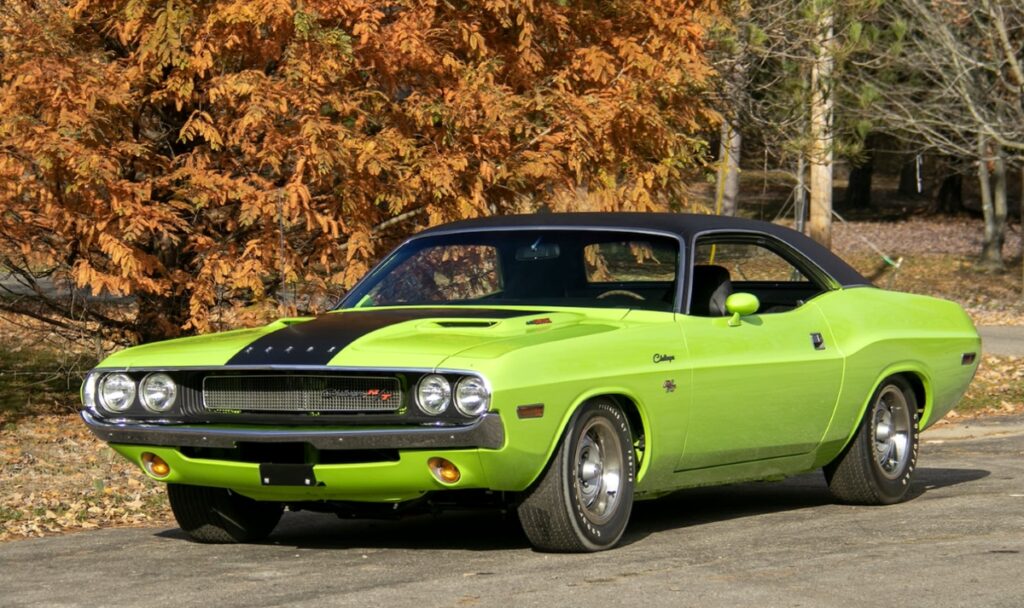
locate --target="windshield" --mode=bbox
[340,230,680,312]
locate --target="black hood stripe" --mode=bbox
[226,308,540,366]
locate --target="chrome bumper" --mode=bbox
[80,410,505,451]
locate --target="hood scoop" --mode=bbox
[433,320,498,328]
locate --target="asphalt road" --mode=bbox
[980,326,1024,356]
[2,419,1023,608]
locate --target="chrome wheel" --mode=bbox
[574,417,624,525]
[872,385,912,480]
[518,400,635,551]
[825,376,919,505]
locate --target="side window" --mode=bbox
[693,242,806,283]
[364,245,501,305]
[690,239,826,315]
[580,239,677,310]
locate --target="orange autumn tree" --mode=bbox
[0,0,720,342]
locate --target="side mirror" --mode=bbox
[725,293,759,327]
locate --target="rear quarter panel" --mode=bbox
[812,287,980,466]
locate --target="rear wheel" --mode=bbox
[517,399,635,552]
[167,484,283,543]
[825,376,920,504]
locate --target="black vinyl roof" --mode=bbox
[418,212,870,287]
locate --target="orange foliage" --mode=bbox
[0,0,720,340]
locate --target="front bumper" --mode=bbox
[108,443,492,502]
[80,410,505,451]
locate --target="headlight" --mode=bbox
[140,373,177,413]
[454,376,490,417]
[416,374,451,415]
[98,373,136,413]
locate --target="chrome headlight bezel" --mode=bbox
[139,373,178,413]
[454,376,491,417]
[82,373,99,411]
[416,374,452,415]
[98,373,136,413]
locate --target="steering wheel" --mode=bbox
[596,289,646,301]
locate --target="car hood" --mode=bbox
[96,306,628,371]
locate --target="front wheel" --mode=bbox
[167,484,284,543]
[517,399,636,552]
[824,376,920,505]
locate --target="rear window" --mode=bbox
[584,241,678,283]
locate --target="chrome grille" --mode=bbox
[202,375,402,413]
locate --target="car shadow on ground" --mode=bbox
[154,467,989,552]
[906,466,991,499]
[157,508,532,551]
[617,467,990,548]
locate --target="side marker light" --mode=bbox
[516,404,545,419]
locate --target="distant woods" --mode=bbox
[713,0,1024,277]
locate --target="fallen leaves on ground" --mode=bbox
[950,354,1024,419]
[832,218,1024,326]
[833,217,1023,258]
[0,414,171,542]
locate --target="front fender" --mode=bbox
[475,384,657,492]
[549,386,654,485]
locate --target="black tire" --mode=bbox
[167,484,283,543]
[824,376,920,505]
[517,399,636,552]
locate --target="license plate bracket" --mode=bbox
[259,463,317,486]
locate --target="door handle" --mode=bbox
[810,332,825,350]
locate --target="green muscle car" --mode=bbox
[81,213,980,552]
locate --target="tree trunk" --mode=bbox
[795,154,807,233]
[715,120,742,216]
[844,159,873,209]
[994,150,1008,257]
[936,173,964,214]
[808,7,834,248]
[845,133,876,209]
[978,136,1005,270]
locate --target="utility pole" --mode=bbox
[715,120,742,216]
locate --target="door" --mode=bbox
[675,237,844,471]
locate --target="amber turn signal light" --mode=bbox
[141,452,171,478]
[428,457,461,484]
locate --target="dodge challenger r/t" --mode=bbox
[81,213,980,551]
